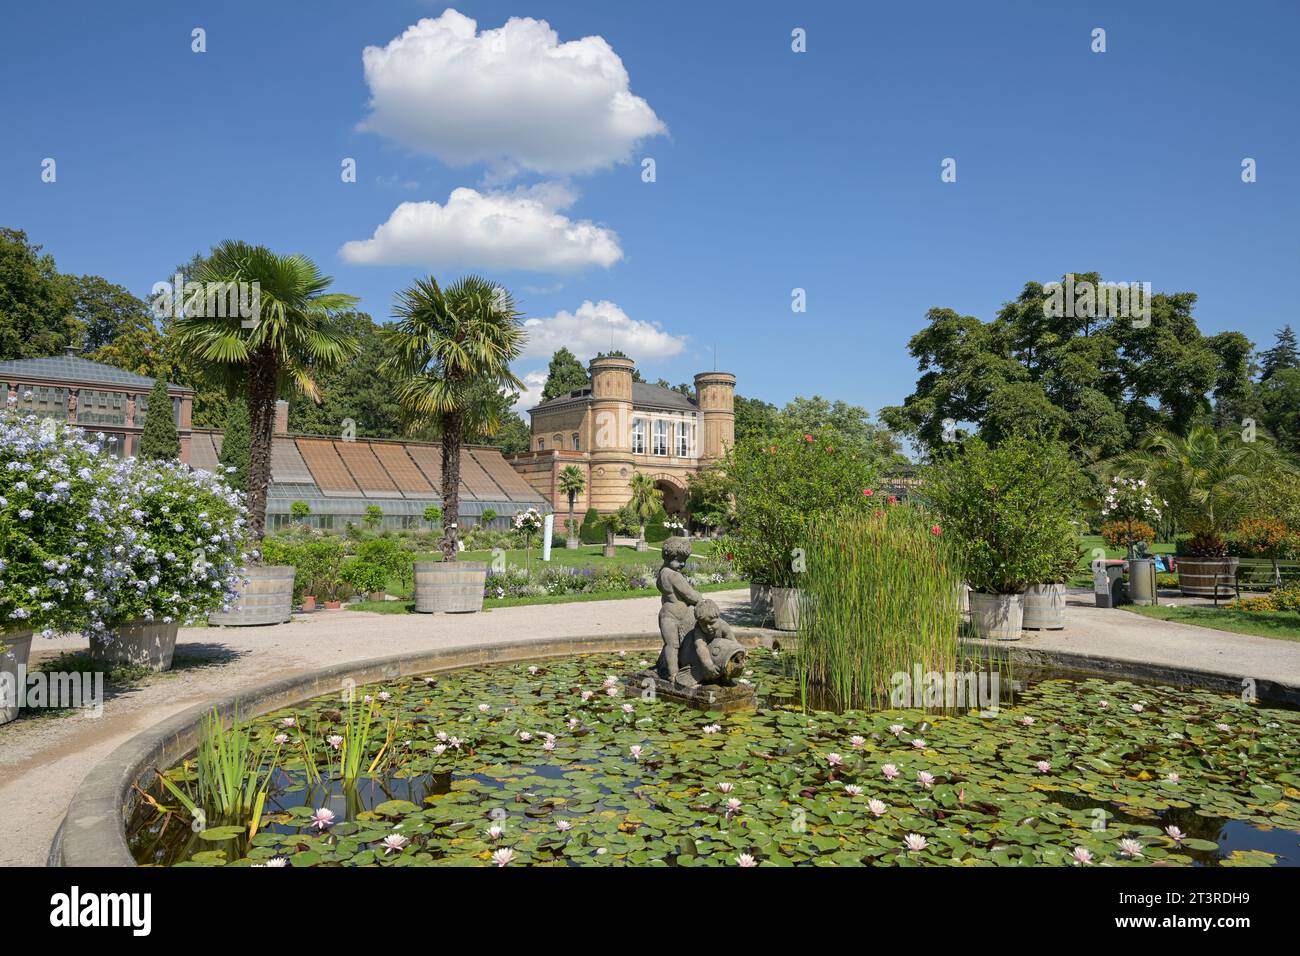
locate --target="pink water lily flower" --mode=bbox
[326,735,343,750]
[889,724,905,736]
[1021,716,1035,726]
[868,799,887,817]
[273,734,289,745]
[903,833,928,852]
[724,797,742,819]
[491,848,515,867]
[717,782,734,794]
[478,704,490,713]
[629,745,644,760]
[881,764,900,780]
[1166,772,1180,784]
[1118,838,1144,858]
[916,770,935,789]
[826,752,844,767]
[381,834,409,854]
[844,784,863,796]
[850,735,866,749]
[581,691,593,701]
[1035,760,1051,774]
[281,717,296,728]
[735,853,758,867]
[487,824,504,841]
[543,739,556,752]
[1164,826,1186,844]
[518,731,532,741]
[556,819,573,832]
[310,808,335,831]
[622,704,635,714]
[1072,847,1093,865]
[911,738,927,749]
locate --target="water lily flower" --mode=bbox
[622,704,635,714]
[629,745,643,760]
[581,691,593,701]
[281,718,296,728]
[1035,760,1051,774]
[478,704,490,713]
[273,734,289,745]
[381,834,409,854]
[264,856,289,867]
[487,824,504,841]
[448,736,462,749]
[1166,772,1180,784]
[603,676,619,688]
[882,764,900,780]
[1215,722,1231,732]
[703,724,720,734]
[432,744,447,756]
[436,730,449,742]
[725,797,742,818]
[556,819,573,832]
[844,784,863,796]
[377,692,391,702]
[903,833,928,852]
[1071,847,1093,865]
[1099,700,1109,709]
[911,738,927,749]
[528,666,539,675]
[736,853,758,867]
[868,799,888,817]
[1164,826,1186,844]
[326,735,343,750]
[827,752,844,767]
[1021,716,1035,726]
[889,724,905,736]
[310,808,335,831]
[543,739,556,752]
[917,770,935,789]
[491,848,515,867]
[518,731,532,741]
[1118,838,1144,858]
[568,717,580,729]
[850,735,866,749]
[1131,704,1144,713]
[718,782,734,794]
[605,687,619,697]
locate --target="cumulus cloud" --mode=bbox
[511,368,550,414]
[520,300,686,362]
[358,8,667,176]
[338,183,622,272]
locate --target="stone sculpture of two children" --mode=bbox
[655,536,746,689]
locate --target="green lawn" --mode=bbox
[1069,535,1175,588]
[348,578,746,614]
[1122,604,1300,643]
[453,544,664,569]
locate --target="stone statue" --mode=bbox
[655,537,747,688]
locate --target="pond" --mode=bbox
[128,649,1300,866]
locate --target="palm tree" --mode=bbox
[627,473,663,550]
[383,276,525,560]
[172,242,359,538]
[1113,425,1290,547]
[557,465,586,549]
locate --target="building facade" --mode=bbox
[0,349,194,460]
[507,355,736,517]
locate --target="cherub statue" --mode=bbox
[655,536,702,681]
[673,599,747,689]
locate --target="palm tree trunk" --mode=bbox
[567,495,576,547]
[441,409,462,562]
[246,347,277,542]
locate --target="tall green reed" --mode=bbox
[796,505,963,710]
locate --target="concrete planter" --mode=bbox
[957,583,971,616]
[1177,557,1239,598]
[969,592,1024,641]
[1,630,33,725]
[749,584,773,624]
[208,565,295,626]
[415,561,487,613]
[565,537,580,550]
[771,587,801,632]
[89,620,179,673]
[1022,583,1066,630]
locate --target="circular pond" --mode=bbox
[129,649,1300,866]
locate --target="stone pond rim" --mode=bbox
[49,630,1300,867]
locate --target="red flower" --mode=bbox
[826,446,834,453]
[803,434,813,443]
[873,510,883,518]
[862,488,874,497]
[887,495,897,504]
[725,552,733,562]
[930,525,942,536]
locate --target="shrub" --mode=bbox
[1234,518,1299,560]
[578,507,604,544]
[137,378,180,461]
[341,557,388,596]
[290,500,311,519]
[260,536,345,601]
[921,434,1085,594]
[1101,519,1156,552]
[217,401,251,493]
[1176,531,1231,559]
[797,505,962,710]
[729,427,881,588]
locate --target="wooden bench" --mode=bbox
[1213,559,1300,606]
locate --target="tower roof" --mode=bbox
[531,380,699,414]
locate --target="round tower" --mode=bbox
[694,370,736,462]
[588,354,636,512]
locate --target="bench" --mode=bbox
[1213,559,1300,606]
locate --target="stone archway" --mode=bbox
[650,473,688,517]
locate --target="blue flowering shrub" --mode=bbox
[0,406,250,639]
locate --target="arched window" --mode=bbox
[572,432,580,451]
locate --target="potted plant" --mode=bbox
[923,434,1084,641]
[1115,426,1288,597]
[512,507,544,568]
[557,465,585,550]
[729,428,881,632]
[341,556,388,603]
[0,410,117,723]
[385,275,525,613]
[87,456,247,671]
[627,473,662,551]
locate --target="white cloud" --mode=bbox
[358,8,667,176]
[520,300,686,362]
[338,183,622,272]
[512,369,549,414]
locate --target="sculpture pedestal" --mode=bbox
[622,669,756,713]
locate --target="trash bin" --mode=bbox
[1092,559,1127,608]
[1127,557,1157,606]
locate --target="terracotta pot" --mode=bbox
[301,595,317,612]
[324,600,342,610]
[90,619,180,672]
[368,591,386,602]
[1,630,34,725]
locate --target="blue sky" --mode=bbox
[2,0,1297,417]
